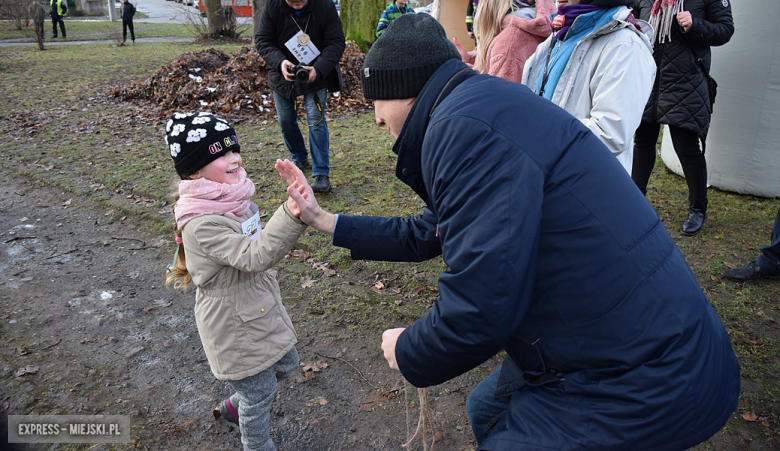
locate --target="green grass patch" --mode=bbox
[0,19,194,41]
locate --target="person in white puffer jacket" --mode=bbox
[522,0,655,175]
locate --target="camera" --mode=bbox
[287,64,309,83]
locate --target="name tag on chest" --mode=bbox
[285,31,320,65]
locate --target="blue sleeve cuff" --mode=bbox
[332,214,352,248]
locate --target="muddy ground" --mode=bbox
[0,176,492,451]
[0,177,775,451]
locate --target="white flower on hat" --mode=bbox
[170,143,181,158]
[214,121,230,131]
[170,123,185,136]
[166,119,174,133]
[186,128,207,142]
[174,112,193,119]
[192,116,211,125]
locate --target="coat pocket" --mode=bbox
[235,290,278,344]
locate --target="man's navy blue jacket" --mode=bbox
[333,59,739,450]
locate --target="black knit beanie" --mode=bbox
[577,0,634,6]
[165,112,240,180]
[361,13,461,100]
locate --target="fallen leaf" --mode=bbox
[395,300,403,306]
[305,396,328,407]
[743,411,758,422]
[705,254,714,259]
[302,360,328,373]
[723,261,737,270]
[374,281,385,290]
[289,249,312,260]
[153,299,172,308]
[300,276,315,289]
[413,287,424,295]
[434,432,443,442]
[710,275,720,282]
[14,365,39,377]
[125,346,145,358]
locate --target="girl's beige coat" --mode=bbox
[182,205,306,380]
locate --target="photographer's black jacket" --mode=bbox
[255,0,345,99]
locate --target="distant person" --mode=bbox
[723,207,780,282]
[466,0,476,43]
[631,0,735,236]
[279,13,739,450]
[255,0,346,193]
[453,0,554,84]
[28,0,47,42]
[120,0,136,43]
[375,0,414,38]
[49,0,66,38]
[522,0,655,174]
[163,112,308,451]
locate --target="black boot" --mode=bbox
[681,207,706,236]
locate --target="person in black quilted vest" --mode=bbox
[631,0,734,236]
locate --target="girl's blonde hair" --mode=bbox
[473,0,514,74]
[165,195,192,292]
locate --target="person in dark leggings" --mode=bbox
[633,122,708,230]
[631,0,733,236]
[723,207,780,281]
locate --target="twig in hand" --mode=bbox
[313,350,379,391]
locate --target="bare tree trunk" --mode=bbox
[204,0,221,36]
[251,0,265,45]
[34,22,45,50]
[341,0,384,53]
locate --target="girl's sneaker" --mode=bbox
[213,398,239,425]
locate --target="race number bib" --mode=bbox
[241,204,262,240]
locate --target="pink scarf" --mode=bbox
[175,168,255,230]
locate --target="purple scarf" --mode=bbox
[551,4,601,40]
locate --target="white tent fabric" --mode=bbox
[660,0,780,198]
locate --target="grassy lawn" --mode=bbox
[1,40,779,449]
[0,18,195,41]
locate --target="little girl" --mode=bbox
[163,112,307,451]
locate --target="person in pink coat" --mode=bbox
[454,0,555,83]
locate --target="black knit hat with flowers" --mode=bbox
[165,112,240,180]
[360,13,461,100]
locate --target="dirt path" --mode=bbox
[0,176,488,450]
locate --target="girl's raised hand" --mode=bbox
[274,159,336,235]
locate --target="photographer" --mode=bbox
[255,0,345,193]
